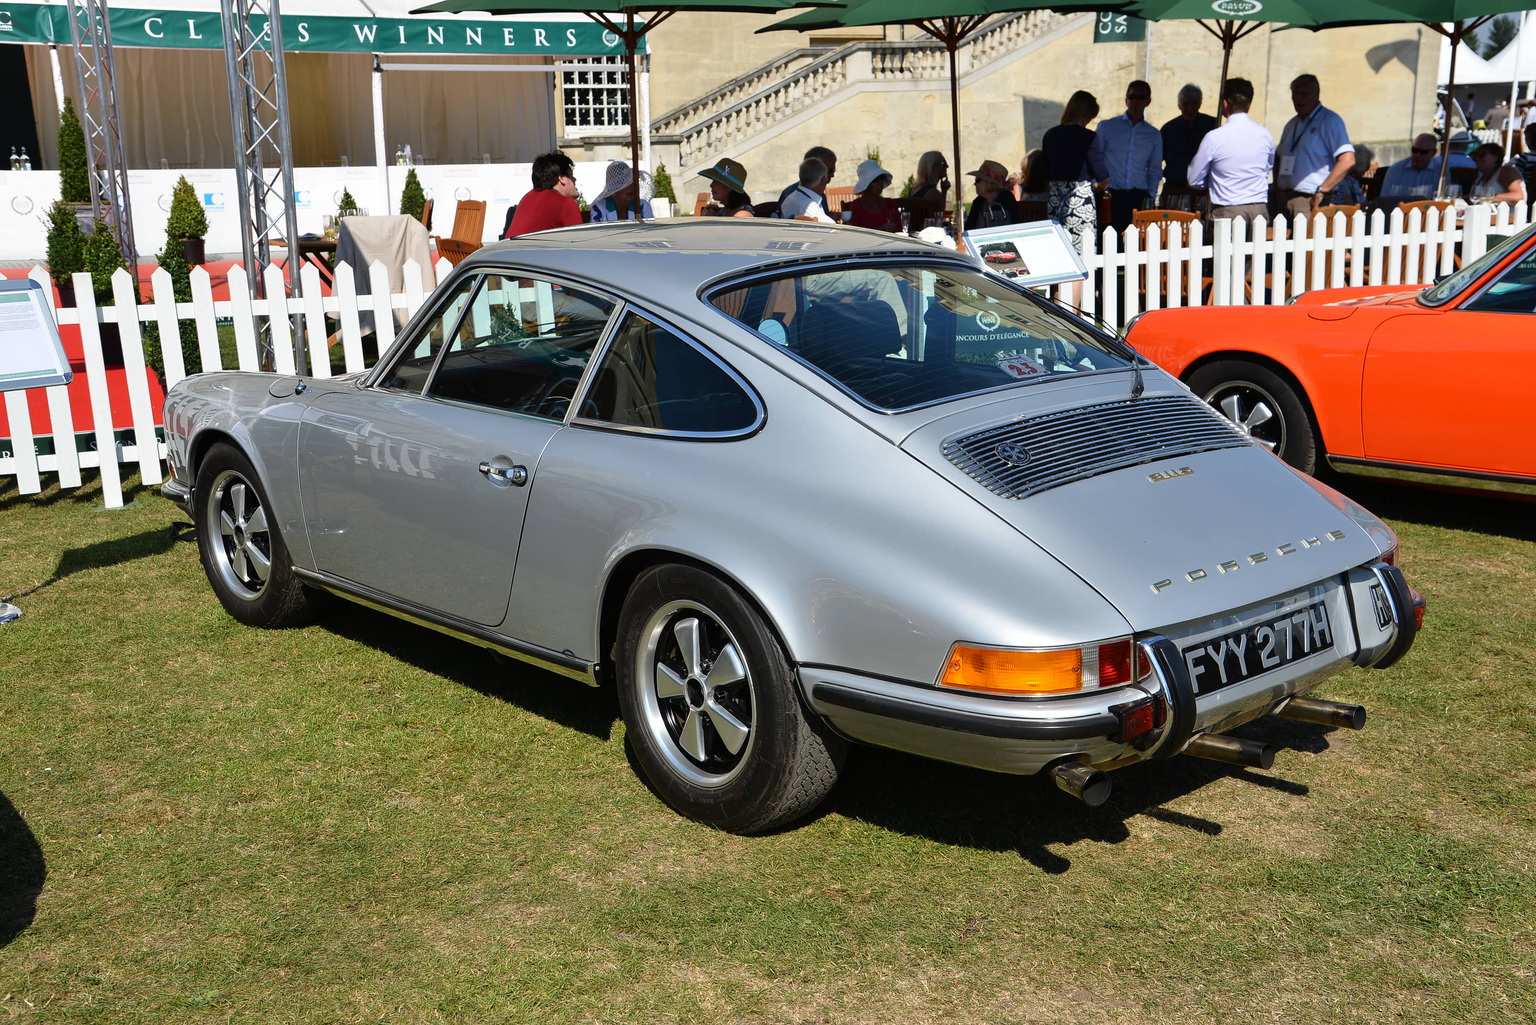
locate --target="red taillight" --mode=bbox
[1097,640,1151,688]
[1119,700,1156,740]
[1410,586,1427,629]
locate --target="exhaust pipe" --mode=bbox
[1050,760,1112,807]
[1183,733,1276,770]
[1275,696,1367,730]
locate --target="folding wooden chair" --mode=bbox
[432,199,486,267]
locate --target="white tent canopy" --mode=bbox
[1439,25,1536,89]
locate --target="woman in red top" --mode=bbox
[845,160,900,232]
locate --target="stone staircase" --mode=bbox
[652,11,1093,180]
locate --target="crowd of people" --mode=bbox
[499,73,1536,242]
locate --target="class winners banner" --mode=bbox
[0,2,639,56]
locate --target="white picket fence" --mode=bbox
[1,257,447,509]
[1,202,1529,509]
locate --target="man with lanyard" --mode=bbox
[1186,77,1273,224]
[1275,74,1354,219]
[1089,80,1163,233]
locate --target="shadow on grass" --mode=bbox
[826,717,1336,872]
[319,602,619,741]
[5,526,179,602]
[0,792,45,948]
[1324,472,1536,543]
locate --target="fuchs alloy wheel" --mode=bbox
[194,443,325,628]
[616,564,844,834]
[1188,360,1319,475]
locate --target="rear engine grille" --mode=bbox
[942,394,1252,499]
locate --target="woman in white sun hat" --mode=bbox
[589,160,655,221]
[845,159,901,232]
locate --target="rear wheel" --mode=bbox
[616,564,844,834]
[1188,360,1319,475]
[195,443,325,627]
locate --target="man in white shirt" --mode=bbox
[780,157,835,222]
[1187,77,1274,223]
[1274,73,1354,218]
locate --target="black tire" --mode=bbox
[616,564,845,834]
[1187,360,1319,475]
[194,442,326,628]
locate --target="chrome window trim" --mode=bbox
[567,300,767,441]
[1419,223,1535,308]
[701,256,1137,416]
[369,270,484,394]
[364,266,624,391]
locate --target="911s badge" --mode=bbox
[1147,466,1193,483]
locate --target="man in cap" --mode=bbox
[1089,80,1163,232]
[1274,74,1354,218]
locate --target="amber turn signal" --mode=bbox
[939,645,1083,695]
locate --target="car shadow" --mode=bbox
[823,718,1336,872]
[0,792,46,948]
[318,603,619,741]
[1323,471,1536,543]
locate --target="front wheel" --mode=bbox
[616,564,844,834]
[1187,360,1319,475]
[195,442,326,628]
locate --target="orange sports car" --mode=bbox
[1126,226,1536,494]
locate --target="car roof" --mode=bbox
[458,219,970,295]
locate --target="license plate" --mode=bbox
[1181,599,1335,696]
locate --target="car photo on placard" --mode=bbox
[962,220,1088,288]
[161,219,1422,834]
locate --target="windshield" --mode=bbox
[709,262,1132,410]
[1420,224,1535,306]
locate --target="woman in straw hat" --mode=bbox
[589,160,655,222]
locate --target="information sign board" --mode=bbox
[961,220,1089,289]
[0,278,71,392]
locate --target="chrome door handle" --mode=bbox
[478,461,528,487]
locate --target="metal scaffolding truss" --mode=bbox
[220,0,305,374]
[66,0,136,266]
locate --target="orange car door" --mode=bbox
[1361,279,1536,479]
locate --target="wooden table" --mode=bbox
[270,237,337,287]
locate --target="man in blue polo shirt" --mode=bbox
[1275,74,1354,219]
[1089,80,1163,232]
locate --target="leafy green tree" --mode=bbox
[58,97,90,204]
[338,188,361,219]
[1484,15,1519,59]
[399,168,426,220]
[45,200,86,285]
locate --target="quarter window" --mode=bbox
[1463,247,1536,314]
[583,313,758,434]
[377,274,478,394]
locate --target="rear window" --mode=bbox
[708,262,1131,410]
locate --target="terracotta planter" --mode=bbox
[181,237,205,267]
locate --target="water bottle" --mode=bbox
[8,148,16,171]
[394,145,404,166]
[20,147,31,171]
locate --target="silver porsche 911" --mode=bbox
[161,220,1423,833]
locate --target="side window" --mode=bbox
[583,312,758,434]
[377,274,478,394]
[1464,248,1536,313]
[425,274,616,420]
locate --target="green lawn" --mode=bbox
[1,471,1532,1024]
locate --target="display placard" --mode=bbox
[962,220,1089,288]
[0,278,72,392]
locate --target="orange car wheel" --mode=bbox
[1187,361,1318,475]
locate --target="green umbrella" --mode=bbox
[761,0,1128,230]
[414,0,843,219]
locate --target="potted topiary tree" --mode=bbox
[652,163,677,218]
[84,220,131,366]
[58,96,93,231]
[337,187,362,220]
[165,175,208,267]
[44,199,86,308]
[399,168,426,222]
